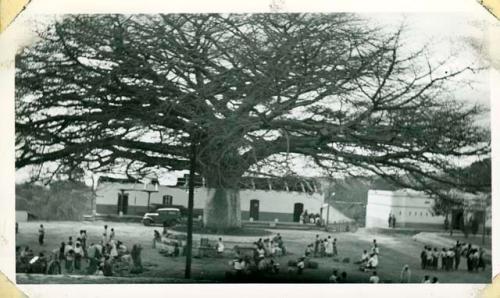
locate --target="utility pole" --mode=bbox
[184,140,196,279]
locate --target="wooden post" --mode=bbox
[185,141,196,279]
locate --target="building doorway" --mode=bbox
[117,192,129,215]
[293,203,304,222]
[249,199,259,220]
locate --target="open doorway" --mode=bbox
[293,203,304,222]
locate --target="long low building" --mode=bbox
[365,189,491,230]
[95,176,353,224]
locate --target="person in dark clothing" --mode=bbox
[454,242,462,270]
[420,246,427,269]
[102,256,113,276]
[59,242,66,261]
[38,224,45,245]
[478,248,486,271]
[314,234,320,257]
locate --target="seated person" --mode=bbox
[355,250,370,265]
[269,258,280,274]
[297,257,305,274]
[329,269,339,283]
[305,244,313,257]
[361,253,378,271]
[117,241,128,256]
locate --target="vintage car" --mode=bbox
[142,207,181,226]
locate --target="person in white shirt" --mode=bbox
[216,238,225,255]
[367,253,378,269]
[360,250,369,264]
[369,271,380,283]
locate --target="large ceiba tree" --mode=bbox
[16,14,489,229]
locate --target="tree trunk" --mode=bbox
[203,187,242,231]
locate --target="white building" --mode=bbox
[365,189,491,230]
[95,176,352,224]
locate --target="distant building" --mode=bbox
[365,189,491,230]
[95,175,352,223]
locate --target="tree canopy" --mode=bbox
[15,14,490,228]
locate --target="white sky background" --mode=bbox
[13,12,495,184]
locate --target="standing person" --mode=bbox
[420,246,427,269]
[216,237,225,255]
[325,236,334,257]
[86,243,100,275]
[38,224,45,245]
[454,242,462,270]
[400,264,411,283]
[369,271,380,283]
[74,243,83,271]
[388,213,392,228]
[58,242,66,262]
[432,248,439,269]
[332,238,338,256]
[371,239,379,255]
[478,248,486,271]
[392,215,397,228]
[153,230,161,248]
[103,225,108,244]
[102,233,108,247]
[446,248,455,271]
[80,230,87,254]
[313,234,320,257]
[109,228,115,242]
[439,248,446,270]
[426,247,433,269]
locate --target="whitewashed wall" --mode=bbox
[365,189,445,228]
[96,182,352,222]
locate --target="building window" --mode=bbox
[163,195,173,206]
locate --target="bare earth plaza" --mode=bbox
[14,13,492,284]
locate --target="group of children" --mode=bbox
[305,235,338,258]
[17,224,140,277]
[420,241,486,272]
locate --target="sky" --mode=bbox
[14,12,496,185]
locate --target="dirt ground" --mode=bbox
[15,220,491,283]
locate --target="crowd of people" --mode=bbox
[305,234,338,258]
[299,210,323,225]
[229,234,287,277]
[17,224,143,277]
[420,241,486,272]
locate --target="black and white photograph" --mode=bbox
[6,1,497,287]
